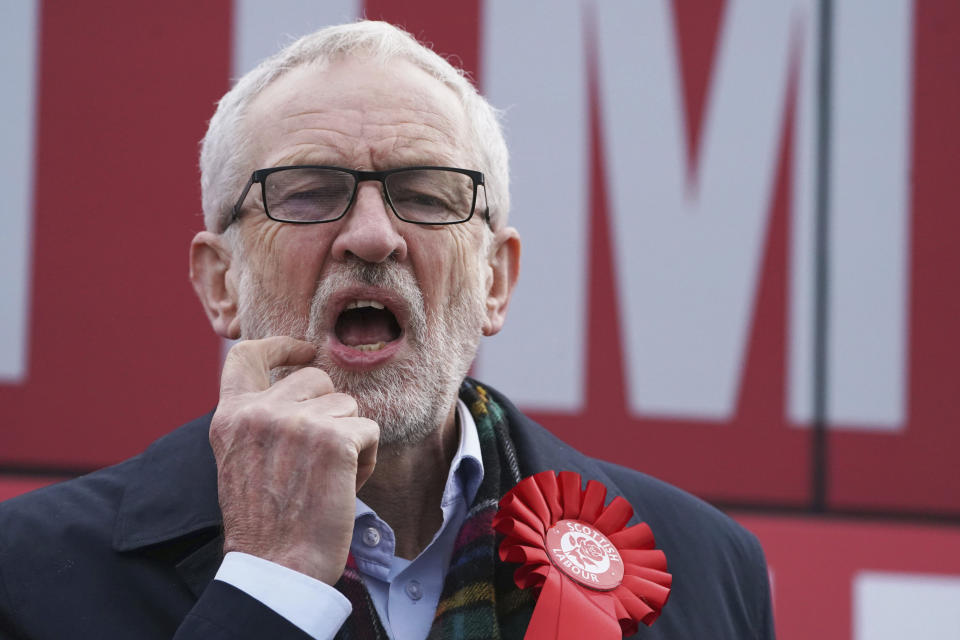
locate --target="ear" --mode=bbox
[482,226,521,336]
[189,231,242,339]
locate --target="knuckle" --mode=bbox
[327,392,358,414]
[311,429,355,462]
[287,411,318,439]
[304,367,333,386]
[291,366,333,391]
[234,403,272,430]
[332,437,361,465]
[360,416,380,435]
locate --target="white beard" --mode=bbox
[235,250,488,446]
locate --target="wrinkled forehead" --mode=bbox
[242,56,474,170]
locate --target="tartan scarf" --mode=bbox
[333,380,536,639]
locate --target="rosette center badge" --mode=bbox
[545,519,624,591]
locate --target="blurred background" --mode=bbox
[1,1,958,637]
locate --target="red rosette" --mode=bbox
[493,471,672,639]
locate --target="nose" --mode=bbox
[330,181,408,263]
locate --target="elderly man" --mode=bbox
[0,21,773,640]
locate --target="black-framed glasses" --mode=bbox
[231,165,489,227]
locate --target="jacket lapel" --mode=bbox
[111,411,224,596]
[486,383,645,528]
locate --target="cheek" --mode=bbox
[241,223,331,305]
[421,228,485,303]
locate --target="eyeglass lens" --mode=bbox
[263,168,476,224]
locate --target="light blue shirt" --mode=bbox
[215,399,484,639]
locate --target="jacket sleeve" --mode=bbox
[174,581,315,640]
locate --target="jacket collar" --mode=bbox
[112,412,223,596]
[113,411,222,554]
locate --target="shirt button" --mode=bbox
[361,526,381,547]
[405,579,423,601]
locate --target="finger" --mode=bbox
[220,337,317,396]
[267,366,336,402]
[302,392,360,419]
[340,416,380,491]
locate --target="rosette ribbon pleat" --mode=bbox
[493,471,672,639]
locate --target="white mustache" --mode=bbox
[308,258,428,343]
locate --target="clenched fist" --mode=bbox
[209,336,379,585]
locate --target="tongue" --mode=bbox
[336,308,400,347]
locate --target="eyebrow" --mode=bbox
[269,146,464,171]
[271,147,349,168]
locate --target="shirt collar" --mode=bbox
[448,397,484,507]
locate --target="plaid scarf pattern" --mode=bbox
[333,380,536,639]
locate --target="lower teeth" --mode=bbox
[355,342,386,352]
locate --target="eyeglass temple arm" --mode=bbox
[229,174,258,226]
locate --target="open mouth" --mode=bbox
[334,299,402,352]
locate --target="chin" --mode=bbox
[317,332,480,447]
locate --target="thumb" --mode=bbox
[220,336,317,396]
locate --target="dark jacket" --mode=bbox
[0,385,774,639]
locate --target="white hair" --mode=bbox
[200,20,510,234]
